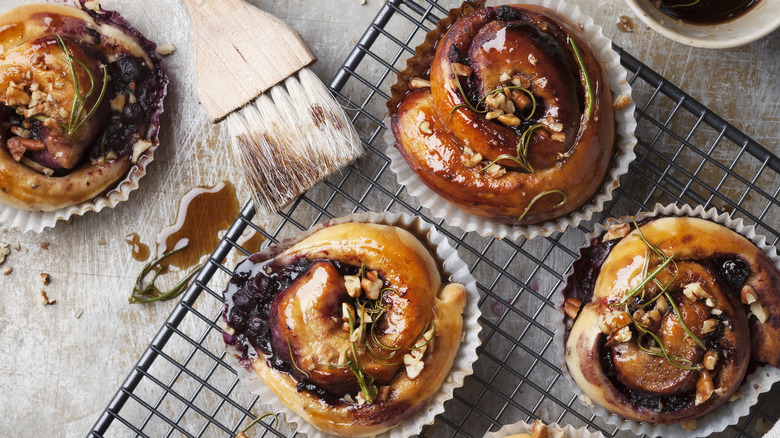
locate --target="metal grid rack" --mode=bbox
[89,0,780,436]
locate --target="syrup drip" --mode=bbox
[125,233,151,262]
[155,180,264,270]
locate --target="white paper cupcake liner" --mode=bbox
[484,420,606,438]
[223,211,482,438]
[0,149,157,233]
[384,0,637,240]
[554,202,780,438]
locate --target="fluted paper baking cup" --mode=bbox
[0,149,157,233]
[554,203,780,437]
[223,211,482,438]
[384,0,637,240]
[484,420,606,438]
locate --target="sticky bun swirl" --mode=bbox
[562,215,780,424]
[0,2,167,211]
[389,2,614,226]
[222,222,467,436]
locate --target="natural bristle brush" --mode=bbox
[182,0,363,215]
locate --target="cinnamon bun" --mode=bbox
[562,209,780,426]
[222,220,472,436]
[0,2,167,211]
[388,2,616,227]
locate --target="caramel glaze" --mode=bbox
[563,216,780,423]
[390,4,614,226]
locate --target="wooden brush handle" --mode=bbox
[182,0,317,122]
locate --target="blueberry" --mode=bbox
[720,258,750,289]
[229,309,248,330]
[233,292,250,308]
[116,55,143,83]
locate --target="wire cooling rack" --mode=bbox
[89,0,780,437]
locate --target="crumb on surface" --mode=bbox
[41,273,50,286]
[40,291,56,306]
[97,237,107,245]
[2,266,11,275]
[39,241,50,250]
[75,308,84,319]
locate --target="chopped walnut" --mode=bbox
[606,310,632,330]
[41,273,50,286]
[361,270,382,300]
[695,370,714,406]
[647,308,661,322]
[499,72,512,82]
[483,162,506,179]
[750,301,768,323]
[408,77,430,89]
[701,319,718,334]
[609,326,632,344]
[7,137,45,162]
[551,133,566,142]
[40,290,56,306]
[156,43,176,56]
[534,77,548,89]
[485,93,508,112]
[485,109,504,120]
[511,74,531,89]
[656,295,669,313]
[418,120,433,135]
[132,140,153,163]
[528,53,538,66]
[509,89,531,111]
[460,146,482,168]
[497,114,521,126]
[0,242,9,265]
[110,93,127,112]
[563,297,581,319]
[613,94,632,110]
[741,285,757,305]
[597,319,610,334]
[603,222,631,241]
[451,63,472,77]
[703,350,718,370]
[20,157,54,176]
[344,275,361,298]
[376,385,391,402]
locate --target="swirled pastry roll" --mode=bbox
[222,222,468,436]
[562,214,780,425]
[0,2,167,211]
[388,2,614,226]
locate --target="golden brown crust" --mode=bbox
[229,223,467,436]
[389,3,614,226]
[565,217,780,424]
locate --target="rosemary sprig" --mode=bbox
[54,34,108,138]
[449,72,537,121]
[664,291,706,350]
[480,123,543,174]
[287,338,310,378]
[618,256,675,304]
[637,331,701,370]
[129,244,203,304]
[236,413,278,438]
[568,37,594,121]
[517,189,567,221]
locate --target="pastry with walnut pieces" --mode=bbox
[562,206,780,430]
[0,1,167,211]
[388,1,618,227]
[222,219,475,436]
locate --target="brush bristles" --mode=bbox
[226,68,362,217]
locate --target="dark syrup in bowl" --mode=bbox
[653,0,761,25]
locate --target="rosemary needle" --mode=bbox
[129,243,203,304]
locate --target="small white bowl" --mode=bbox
[624,0,780,48]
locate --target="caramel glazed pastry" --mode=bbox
[563,216,780,425]
[0,2,167,211]
[389,2,614,226]
[222,222,468,436]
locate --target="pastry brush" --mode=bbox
[181,0,362,216]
